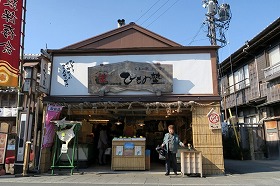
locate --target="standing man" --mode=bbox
[161,125,185,176]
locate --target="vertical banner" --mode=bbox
[42,105,63,149]
[39,58,51,94]
[0,0,23,87]
[16,113,27,161]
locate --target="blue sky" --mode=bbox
[24,0,280,62]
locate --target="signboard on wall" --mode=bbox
[0,107,17,117]
[207,108,221,129]
[88,61,173,94]
[39,58,51,94]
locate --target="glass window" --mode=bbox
[234,68,245,90]
[228,74,234,94]
[232,65,250,92]
[268,45,280,66]
[244,65,250,86]
[234,71,239,90]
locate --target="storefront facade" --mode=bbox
[40,22,224,175]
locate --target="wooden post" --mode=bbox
[22,141,31,176]
[248,127,255,160]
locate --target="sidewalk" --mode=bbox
[0,159,280,185]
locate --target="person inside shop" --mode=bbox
[97,125,108,165]
[161,125,185,176]
[92,125,101,164]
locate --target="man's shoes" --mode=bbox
[174,172,178,175]
[165,173,170,176]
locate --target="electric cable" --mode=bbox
[135,0,161,23]
[141,0,171,26]
[188,22,205,45]
[146,0,180,28]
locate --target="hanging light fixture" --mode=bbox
[115,120,122,125]
[137,120,145,127]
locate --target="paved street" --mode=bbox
[1,159,280,185]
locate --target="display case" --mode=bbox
[111,138,145,170]
[179,149,203,177]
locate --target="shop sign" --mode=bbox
[39,58,51,94]
[0,107,17,117]
[207,108,221,129]
[0,0,23,87]
[88,61,173,94]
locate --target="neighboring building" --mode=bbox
[219,17,280,159]
[0,54,45,174]
[39,21,224,175]
[0,85,17,174]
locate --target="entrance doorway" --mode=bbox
[58,103,193,172]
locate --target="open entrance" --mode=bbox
[57,102,193,173]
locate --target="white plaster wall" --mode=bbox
[50,53,214,96]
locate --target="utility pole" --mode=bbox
[202,0,231,47]
[202,0,232,111]
[202,0,231,95]
[202,0,244,160]
[202,0,231,63]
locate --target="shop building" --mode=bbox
[40,22,224,175]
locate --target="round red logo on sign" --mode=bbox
[208,113,220,124]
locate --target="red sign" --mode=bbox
[208,112,220,124]
[207,109,221,129]
[0,0,23,87]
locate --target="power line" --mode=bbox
[135,0,161,23]
[146,0,180,28]
[188,22,206,45]
[141,0,171,26]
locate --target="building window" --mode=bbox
[233,65,250,91]
[228,73,234,94]
[268,45,280,67]
[244,65,250,86]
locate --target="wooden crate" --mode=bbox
[111,138,145,170]
[180,150,202,177]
